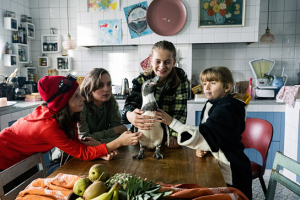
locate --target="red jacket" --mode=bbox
[0,105,108,170]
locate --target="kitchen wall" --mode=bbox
[0,0,30,81]
[28,0,191,87]
[192,0,300,85]
[0,0,299,86]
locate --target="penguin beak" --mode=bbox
[152,76,160,84]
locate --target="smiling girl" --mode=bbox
[122,40,189,148]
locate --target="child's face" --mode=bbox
[68,87,85,115]
[202,80,230,100]
[151,49,176,82]
[91,74,112,106]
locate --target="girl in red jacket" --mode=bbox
[0,74,142,171]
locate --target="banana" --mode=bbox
[91,183,119,200]
[111,190,119,200]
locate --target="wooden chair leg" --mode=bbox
[259,175,267,196]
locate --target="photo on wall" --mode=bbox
[98,19,122,45]
[198,0,245,28]
[123,1,153,39]
[88,0,120,12]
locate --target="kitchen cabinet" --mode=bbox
[20,67,37,82]
[11,43,29,63]
[4,17,18,31]
[21,22,35,39]
[3,54,17,67]
[38,57,51,68]
[56,56,72,71]
[41,34,61,53]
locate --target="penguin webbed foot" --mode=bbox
[153,147,163,160]
[132,149,145,160]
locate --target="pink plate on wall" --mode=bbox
[146,0,187,36]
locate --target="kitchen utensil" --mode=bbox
[271,74,288,89]
[246,78,253,97]
[6,68,19,84]
[24,81,38,94]
[121,78,129,95]
[249,58,277,99]
[146,0,187,36]
[281,66,285,77]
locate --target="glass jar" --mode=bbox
[43,42,48,51]
[27,17,32,23]
[6,11,11,17]
[21,15,27,22]
[10,12,16,18]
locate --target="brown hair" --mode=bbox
[42,102,80,139]
[145,40,180,88]
[80,68,115,103]
[200,66,242,99]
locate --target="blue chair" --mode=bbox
[265,151,300,199]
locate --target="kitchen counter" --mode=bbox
[0,101,43,116]
[0,99,285,117]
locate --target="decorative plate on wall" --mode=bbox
[146,0,187,36]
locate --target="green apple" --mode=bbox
[73,177,92,196]
[89,164,109,182]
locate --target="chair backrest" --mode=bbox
[241,118,273,172]
[0,153,47,200]
[266,151,300,199]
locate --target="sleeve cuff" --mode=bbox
[169,118,184,133]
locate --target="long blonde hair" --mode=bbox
[80,68,115,103]
[200,66,242,99]
[145,40,180,88]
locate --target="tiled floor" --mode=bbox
[252,178,299,200]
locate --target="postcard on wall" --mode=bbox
[123,1,153,39]
[98,19,122,45]
[88,0,120,12]
[198,0,245,28]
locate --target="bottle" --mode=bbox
[23,27,27,44]
[43,42,48,51]
[18,25,23,43]
[65,58,68,69]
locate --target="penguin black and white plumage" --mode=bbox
[133,76,169,160]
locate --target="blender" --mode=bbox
[249,58,277,99]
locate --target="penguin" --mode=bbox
[133,76,169,160]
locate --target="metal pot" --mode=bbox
[121,78,129,95]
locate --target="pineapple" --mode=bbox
[106,173,172,200]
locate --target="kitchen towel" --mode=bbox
[159,183,248,200]
[276,86,299,107]
[16,173,80,200]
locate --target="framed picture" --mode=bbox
[88,0,120,12]
[98,19,122,45]
[198,0,245,28]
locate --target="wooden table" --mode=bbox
[48,145,226,188]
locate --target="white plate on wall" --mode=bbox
[0,101,17,111]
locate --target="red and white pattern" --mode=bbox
[276,86,299,107]
[140,56,151,70]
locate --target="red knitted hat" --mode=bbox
[38,76,78,113]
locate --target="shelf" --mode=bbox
[3,54,17,67]
[11,43,29,63]
[4,17,18,31]
[38,56,51,68]
[41,34,61,53]
[56,56,72,71]
[22,22,35,39]
[20,67,37,82]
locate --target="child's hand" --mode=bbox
[196,150,207,157]
[101,149,119,160]
[165,136,180,148]
[127,109,153,130]
[80,137,102,146]
[155,108,173,126]
[118,131,143,146]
